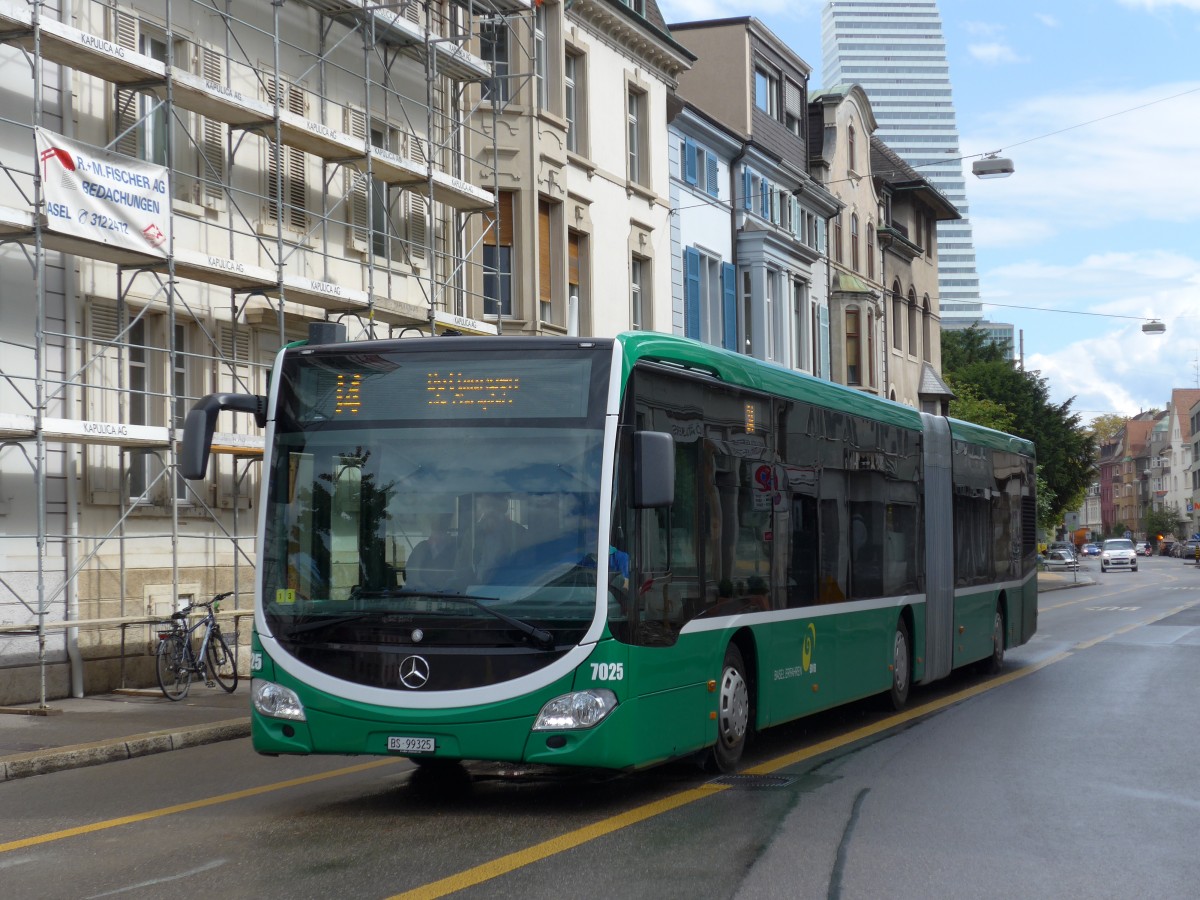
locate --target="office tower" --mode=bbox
[822,0,986,329]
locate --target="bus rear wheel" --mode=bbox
[708,643,750,773]
[889,619,911,711]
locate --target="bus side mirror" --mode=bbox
[181,392,267,479]
[633,431,674,508]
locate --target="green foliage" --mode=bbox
[1035,467,1057,534]
[941,327,1097,527]
[1144,505,1187,541]
[948,382,1016,434]
[1088,413,1126,446]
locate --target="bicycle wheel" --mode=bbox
[156,636,191,700]
[205,629,238,693]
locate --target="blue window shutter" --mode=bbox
[722,263,737,350]
[706,155,719,197]
[759,180,769,217]
[742,169,751,210]
[684,137,698,185]
[685,247,701,340]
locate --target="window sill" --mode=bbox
[625,179,656,203]
[567,151,596,174]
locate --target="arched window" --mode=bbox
[848,123,856,172]
[834,214,844,263]
[922,294,932,362]
[851,213,860,272]
[908,287,919,357]
[891,280,903,350]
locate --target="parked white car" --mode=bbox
[1100,538,1138,573]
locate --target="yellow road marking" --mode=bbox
[0,758,398,854]
[388,651,1073,900]
[388,784,730,900]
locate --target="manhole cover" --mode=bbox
[709,774,796,789]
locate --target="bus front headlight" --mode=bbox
[252,678,307,721]
[532,689,617,730]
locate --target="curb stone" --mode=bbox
[0,717,250,783]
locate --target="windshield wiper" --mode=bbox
[402,591,557,650]
[287,612,375,635]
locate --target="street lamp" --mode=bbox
[972,154,1014,179]
[1142,319,1165,334]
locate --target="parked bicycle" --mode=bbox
[155,591,239,700]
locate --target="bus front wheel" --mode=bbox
[708,643,751,773]
[889,619,911,711]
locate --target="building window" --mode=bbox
[171,323,191,501]
[754,66,779,117]
[846,309,861,385]
[867,310,876,387]
[682,138,720,199]
[848,123,856,172]
[533,5,548,109]
[866,223,875,279]
[481,20,510,103]
[925,216,934,257]
[128,317,150,501]
[627,88,647,185]
[922,295,932,362]
[483,191,514,317]
[792,279,809,372]
[538,198,559,324]
[568,229,585,335]
[742,269,753,355]
[630,256,645,329]
[851,213,860,272]
[266,78,307,232]
[620,0,646,15]
[565,51,579,153]
[892,281,903,351]
[834,214,844,264]
[784,78,803,137]
[908,287,919,357]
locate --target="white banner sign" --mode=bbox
[35,128,171,258]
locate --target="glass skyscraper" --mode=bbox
[822,0,999,336]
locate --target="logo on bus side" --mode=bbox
[774,623,818,681]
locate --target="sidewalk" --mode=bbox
[1037,570,1094,591]
[0,683,250,783]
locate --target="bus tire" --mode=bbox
[889,618,911,711]
[708,643,751,773]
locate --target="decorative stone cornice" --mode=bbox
[568,0,694,83]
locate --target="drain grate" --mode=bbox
[709,773,796,789]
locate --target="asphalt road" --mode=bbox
[3,556,1198,900]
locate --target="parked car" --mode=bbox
[1179,539,1200,560]
[1042,549,1079,570]
[1081,543,1100,557]
[1100,538,1138,573]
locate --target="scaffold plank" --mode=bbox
[269,275,370,312]
[172,249,277,292]
[0,5,166,86]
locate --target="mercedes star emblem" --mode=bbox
[398,655,431,689]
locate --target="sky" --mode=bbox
[656,0,1200,422]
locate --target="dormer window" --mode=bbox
[620,0,646,16]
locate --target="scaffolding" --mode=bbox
[0,0,532,706]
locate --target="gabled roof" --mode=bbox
[870,136,959,221]
[1172,389,1200,442]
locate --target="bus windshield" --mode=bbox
[260,344,612,689]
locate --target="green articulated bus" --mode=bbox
[183,329,1037,772]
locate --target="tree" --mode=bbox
[1088,413,1126,447]
[1144,505,1187,542]
[948,382,1015,434]
[941,328,1096,527]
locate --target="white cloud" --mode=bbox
[1118,0,1200,10]
[968,42,1026,64]
[963,21,1005,36]
[982,254,1200,413]
[1034,13,1060,26]
[962,83,1200,242]
[657,0,815,25]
